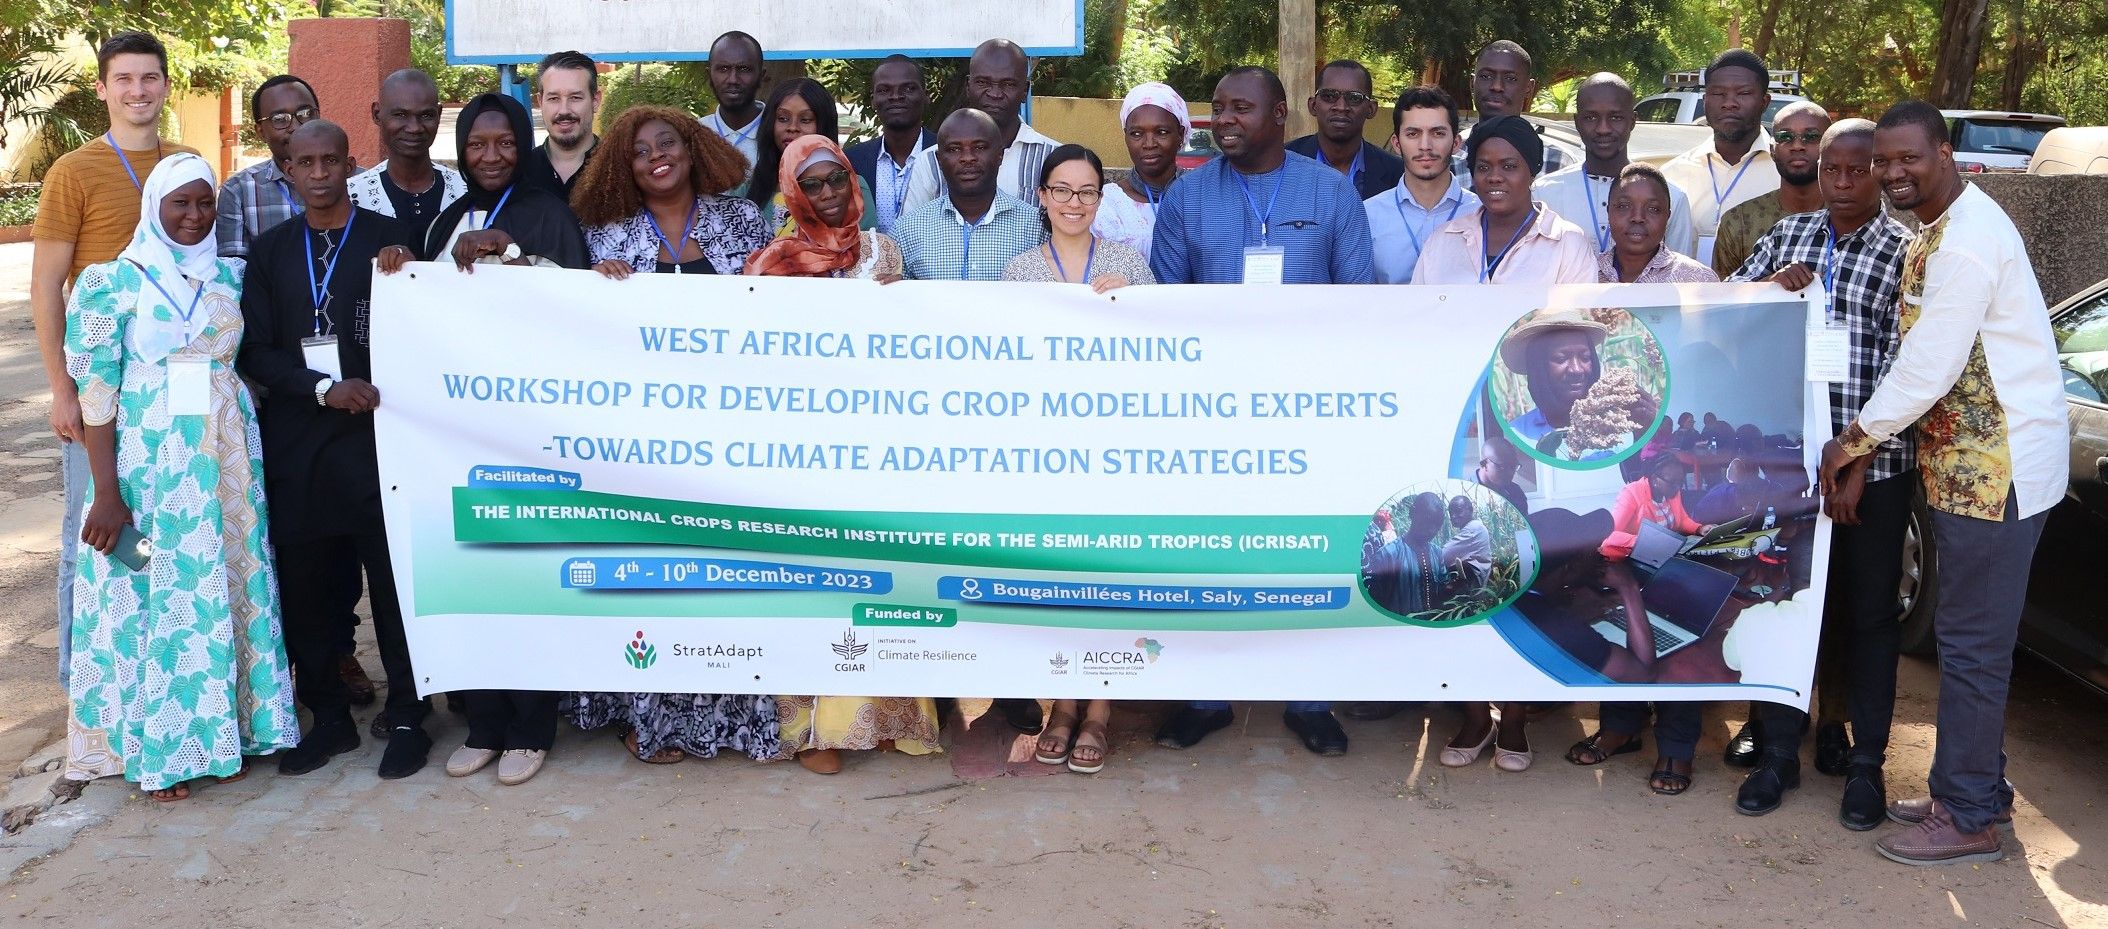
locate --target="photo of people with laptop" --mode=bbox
[1489,308,1667,468]
[1359,479,1536,626]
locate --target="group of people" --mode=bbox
[25,26,2067,868]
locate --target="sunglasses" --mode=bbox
[796,168,853,194]
[1041,184,1102,205]
[263,106,319,131]
[1314,89,1375,107]
[1773,128,1824,144]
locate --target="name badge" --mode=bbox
[1242,246,1285,285]
[166,353,211,416]
[1805,327,1849,383]
[1695,234,1718,267]
[302,335,343,380]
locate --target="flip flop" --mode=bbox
[1565,732,1642,766]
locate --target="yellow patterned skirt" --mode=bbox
[773,696,942,758]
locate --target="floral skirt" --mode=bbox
[564,692,779,761]
[772,697,942,759]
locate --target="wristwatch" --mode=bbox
[315,376,335,407]
[500,242,522,262]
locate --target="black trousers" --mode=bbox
[279,529,425,731]
[1758,470,1914,765]
[464,690,559,751]
[331,556,363,653]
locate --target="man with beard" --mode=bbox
[892,108,1044,281]
[1711,101,1831,277]
[703,31,767,192]
[845,55,936,233]
[1285,59,1403,200]
[1661,49,1778,267]
[1365,85,1476,283]
[525,50,600,199]
[902,39,1062,209]
[347,69,465,238]
[1456,41,1571,177]
[1535,73,1697,258]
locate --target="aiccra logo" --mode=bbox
[625,630,658,669]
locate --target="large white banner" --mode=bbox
[444,0,1086,63]
[371,264,1830,708]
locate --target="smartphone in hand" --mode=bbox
[111,524,151,572]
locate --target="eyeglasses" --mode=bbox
[1773,128,1824,144]
[1041,184,1102,205]
[263,106,318,131]
[796,169,853,194]
[1314,89,1374,107]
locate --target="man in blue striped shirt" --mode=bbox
[1149,66,1374,286]
[893,109,1045,281]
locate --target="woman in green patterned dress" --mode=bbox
[64,153,298,800]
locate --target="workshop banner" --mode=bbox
[370,265,1831,707]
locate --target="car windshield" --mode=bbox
[1181,128,1217,156]
[2056,289,2108,400]
[1954,119,2056,156]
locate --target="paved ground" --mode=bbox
[0,240,2103,927]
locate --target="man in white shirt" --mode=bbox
[1659,49,1778,266]
[1820,101,2069,868]
[1535,73,1696,258]
[1365,85,1477,283]
[1440,496,1493,581]
[701,31,766,192]
[901,38,1060,210]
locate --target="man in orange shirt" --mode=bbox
[29,31,197,689]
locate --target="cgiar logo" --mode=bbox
[625,630,658,669]
[1049,652,1070,674]
[831,628,869,671]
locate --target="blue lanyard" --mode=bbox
[1396,186,1462,253]
[105,134,151,190]
[715,111,758,149]
[1348,146,1366,187]
[1821,223,1843,322]
[303,210,356,333]
[644,199,702,270]
[1479,206,1537,283]
[1582,174,1610,252]
[887,150,916,220]
[476,185,515,230]
[1235,166,1285,245]
[1049,236,1096,283]
[141,267,205,335]
[959,213,990,280]
[1706,152,1757,210]
[277,178,304,215]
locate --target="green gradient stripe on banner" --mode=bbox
[452,487,1362,574]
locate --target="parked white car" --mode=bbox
[2028,126,2108,175]
[1944,110,2066,172]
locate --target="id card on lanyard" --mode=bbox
[166,353,211,416]
[1805,226,1850,383]
[301,213,355,379]
[1237,167,1286,285]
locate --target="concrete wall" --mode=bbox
[289,17,412,168]
[1972,174,2108,305]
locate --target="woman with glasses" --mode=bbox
[746,136,903,279]
[1003,144,1153,293]
[1099,83,1188,261]
[745,79,876,237]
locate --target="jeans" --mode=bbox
[1599,700,1701,760]
[1190,701,1331,713]
[1924,494,2044,834]
[56,441,88,686]
[1758,471,1914,764]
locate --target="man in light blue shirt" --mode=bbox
[1365,86,1478,283]
[1149,66,1373,286]
[892,109,1045,280]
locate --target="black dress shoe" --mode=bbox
[992,698,1045,735]
[278,719,360,776]
[378,726,433,779]
[1723,721,1762,768]
[1814,723,1851,776]
[1283,710,1349,756]
[1839,763,1887,831]
[1154,706,1234,749]
[1735,755,1801,816]
[370,714,391,739]
[1344,702,1404,721]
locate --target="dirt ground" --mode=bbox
[0,241,2103,928]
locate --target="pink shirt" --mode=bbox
[1411,202,1599,285]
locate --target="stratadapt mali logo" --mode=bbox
[625,630,658,669]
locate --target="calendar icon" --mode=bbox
[566,560,597,587]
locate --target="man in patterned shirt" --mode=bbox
[892,109,1044,281]
[1728,119,1913,830]
[1820,101,2069,866]
[216,74,319,258]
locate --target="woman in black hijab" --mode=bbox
[421,93,588,270]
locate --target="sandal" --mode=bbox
[624,730,685,765]
[1035,712,1078,765]
[1565,732,1642,766]
[213,761,252,786]
[1068,719,1108,774]
[149,783,193,803]
[1649,758,1694,795]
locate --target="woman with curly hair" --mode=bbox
[560,106,779,765]
[745,79,876,236]
[570,104,771,277]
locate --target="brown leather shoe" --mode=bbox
[796,749,843,774]
[1877,803,2003,865]
[339,655,377,706]
[1888,794,2012,827]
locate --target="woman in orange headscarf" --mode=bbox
[742,134,902,280]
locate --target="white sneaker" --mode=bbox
[496,749,547,786]
[445,745,497,777]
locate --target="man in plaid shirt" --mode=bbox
[1727,118,1916,831]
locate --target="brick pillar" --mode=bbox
[288,17,412,168]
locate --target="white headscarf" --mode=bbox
[1120,82,1192,137]
[119,152,221,361]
